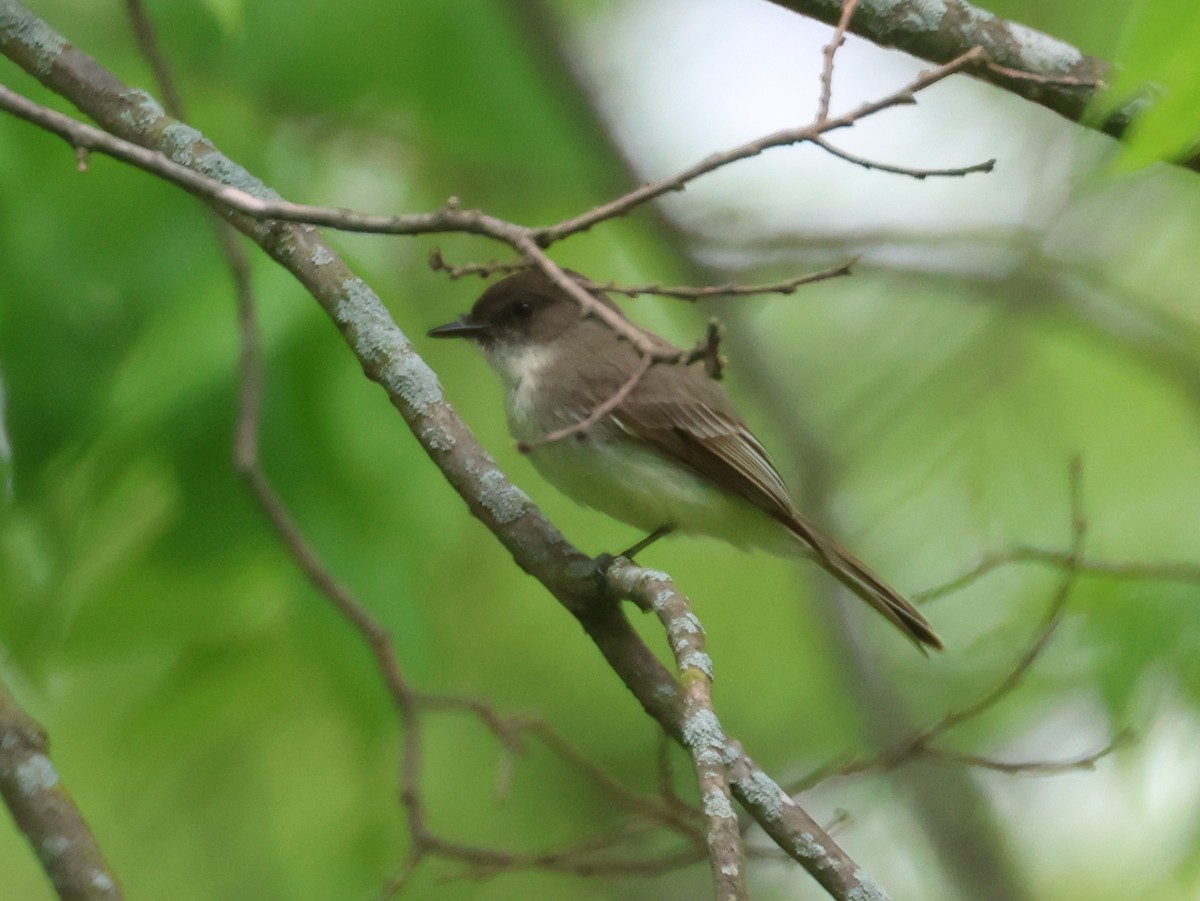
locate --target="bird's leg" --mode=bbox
[618,524,676,560]
[591,525,677,599]
[588,525,676,609]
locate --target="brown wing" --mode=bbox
[612,395,797,521]
[611,365,942,652]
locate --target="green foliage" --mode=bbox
[983,0,1135,58]
[1103,0,1200,167]
[1,1,1200,900]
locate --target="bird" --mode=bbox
[429,268,941,651]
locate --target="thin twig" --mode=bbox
[428,250,529,280]
[420,698,706,841]
[813,136,995,179]
[430,251,855,299]
[794,459,1100,793]
[816,0,861,123]
[922,731,1130,775]
[915,547,1200,604]
[518,355,655,451]
[537,47,990,244]
[579,261,855,299]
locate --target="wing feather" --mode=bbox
[612,389,797,522]
[610,366,942,650]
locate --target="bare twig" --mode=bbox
[816,0,861,123]
[428,250,529,280]
[922,731,1130,775]
[813,137,995,179]
[421,698,706,841]
[795,460,1101,793]
[580,261,855,300]
[393,834,705,883]
[518,354,655,451]
[430,251,855,299]
[940,459,1086,727]
[537,47,990,244]
[915,547,1200,604]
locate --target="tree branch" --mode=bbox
[0,680,123,901]
[765,0,1200,172]
[607,562,747,900]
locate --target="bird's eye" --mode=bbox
[512,301,533,319]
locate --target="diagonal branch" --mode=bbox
[535,46,989,244]
[0,680,124,900]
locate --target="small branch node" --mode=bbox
[685,319,727,380]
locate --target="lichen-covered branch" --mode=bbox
[608,562,889,901]
[766,0,1200,172]
[607,562,748,900]
[0,681,123,901]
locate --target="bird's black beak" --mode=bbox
[428,315,490,340]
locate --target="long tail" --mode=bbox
[780,513,943,652]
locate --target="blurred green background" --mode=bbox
[2,0,1200,898]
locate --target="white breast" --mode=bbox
[480,342,557,440]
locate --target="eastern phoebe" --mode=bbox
[429,269,941,651]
